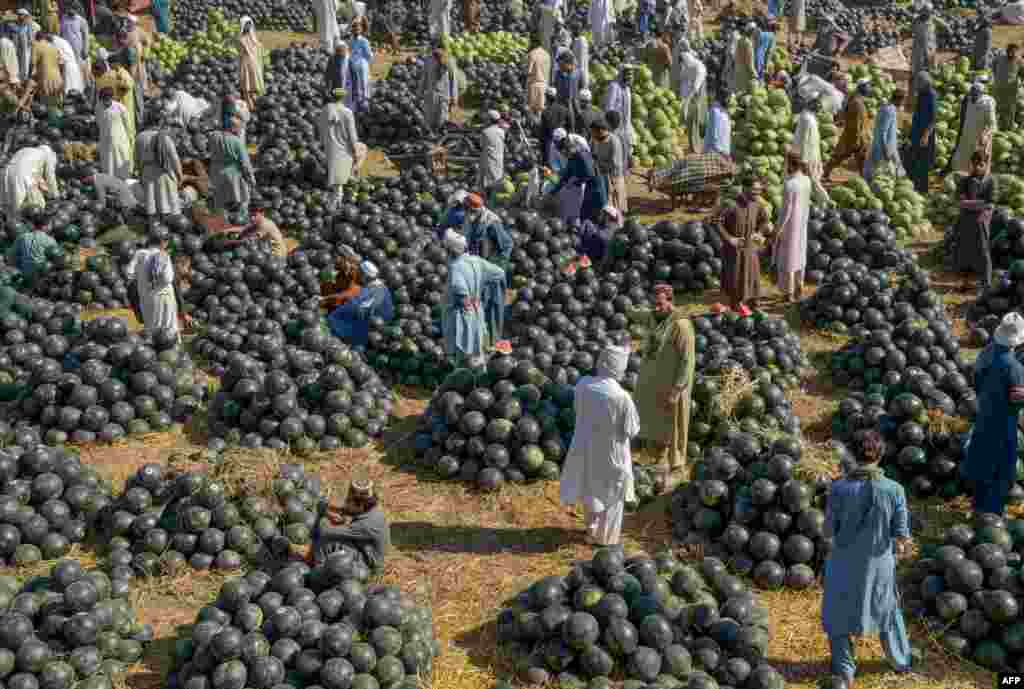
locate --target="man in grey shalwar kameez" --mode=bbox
[320,87,360,204]
[429,0,453,42]
[13,10,32,83]
[420,47,458,134]
[603,65,634,172]
[138,127,183,218]
[208,121,255,221]
[476,110,507,205]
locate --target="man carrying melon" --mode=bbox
[634,284,695,491]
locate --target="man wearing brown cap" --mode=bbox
[291,479,391,572]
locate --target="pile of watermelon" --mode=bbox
[167,560,437,689]
[0,444,113,564]
[829,175,930,240]
[828,265,971,408]
[905,514,1024,672]
[0,559,152,689]
[801,205,907,287]
[0,306,207,445]
[413,355,577,490]
[831,390,983,500]
[801,260,940,336]
[670,424,826,590]
[495,547,787,688]
[101,464,328,577]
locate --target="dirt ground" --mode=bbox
[27,10,1022,689]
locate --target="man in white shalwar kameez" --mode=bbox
[96,88,133,180]
[1,145,58,221]
[677,40,707,154]
[560,343,638,546]
[320,87,361,204]
[476,110,507,204]
[50,34,83,94]
[792,99,829,202]
[125,237,179,341]
[603,65,634,171]
[571,32,589,91]
[315,0,341,52]
[0,30,19,85]
[589,0,615,50]
[429,0,453,42]
[950,87,998,175]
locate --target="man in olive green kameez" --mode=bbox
[635,284,696,490]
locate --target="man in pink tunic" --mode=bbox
[772,151,812,303]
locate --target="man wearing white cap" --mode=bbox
[576,88,602,139]
[961,312,1024,516]
[441,228,507,365]
[560,342,638,546]
[477,110,507,205]
[326,259,395,347]
[525,36,551,125]
[319,86,361,205]
[437,189,469,238]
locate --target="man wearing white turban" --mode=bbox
[560,342,638,546]
[442,229,506,365]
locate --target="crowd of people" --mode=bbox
[0,0,1024,686]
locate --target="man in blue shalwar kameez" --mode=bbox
[961,312,1024,515]
[463,193,513,270]
[326,260,395,348]
[822,429,916,689]
[442,230,507,366]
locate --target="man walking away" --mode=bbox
[560,343,638,546]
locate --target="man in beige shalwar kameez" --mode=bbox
[526,37,551,126]
[635,284,696,491]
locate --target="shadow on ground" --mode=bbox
[391,521,575,555]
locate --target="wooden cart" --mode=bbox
[386,132,479,176]
[643,153,736,210]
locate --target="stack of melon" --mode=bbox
[444,32,529,65]
[591,63,685,170]
[146,10,242,72]
[830,174,930,240]
[844,63,896,115]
